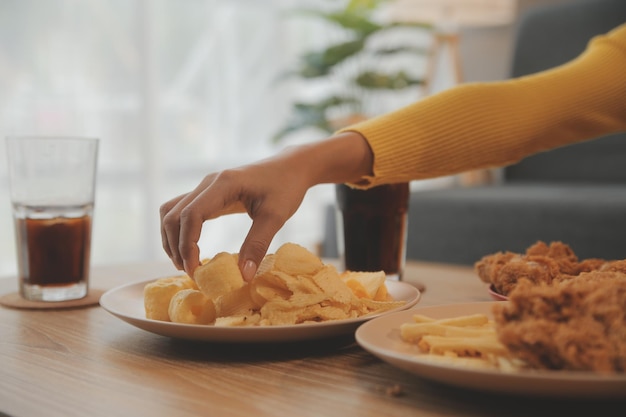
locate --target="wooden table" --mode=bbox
[0,260,623,417]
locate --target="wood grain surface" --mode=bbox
[1,260,623,417]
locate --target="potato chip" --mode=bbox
[311,265,356,304]
[248,271,292,305]
[168,289,216,325]
[194,251,244,301]
[260,294,328,325]
[272,270,324,295]
[308,304,351,321]
[214,313,261,327]
[255,253,276,277]
[341,270,386,300]
[373,283,390,301]
[215,284,257,317]
[144,242,407,327]
[359,298,406,311]
[273,242,324,276]
[144,275,198,321]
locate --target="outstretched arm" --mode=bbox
[160,131,373,281]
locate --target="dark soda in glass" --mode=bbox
[335,183,409,280]
[14,204,92,301]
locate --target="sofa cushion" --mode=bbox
[511,0,626,78]
[406,184,626,265]
[505,133,626,184]
[504,0,626,183]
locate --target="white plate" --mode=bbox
[100,279,420,343]
[355,302,626,398]
[487,284,508,301]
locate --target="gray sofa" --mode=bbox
[323,0,626,265]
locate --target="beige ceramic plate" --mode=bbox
[355,302,626,398]
[487,284,509,301]
[100,278,420,343]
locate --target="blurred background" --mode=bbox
[0,0,572,275]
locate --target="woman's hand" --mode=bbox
[160,132,373,281]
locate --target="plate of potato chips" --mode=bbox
[100,243,421,343]
[355,302,626,398]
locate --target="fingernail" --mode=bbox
[242,260,257,282]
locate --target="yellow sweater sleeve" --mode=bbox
[341,23,626,187]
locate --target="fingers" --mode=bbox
[160,174,217,273]
[160,193,188,270]
[161,192,209,276]
[160,156,311,281]
[177,201,206,276]
[160,172,248,276]
[238,212,286,282]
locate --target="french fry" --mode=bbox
[400,313,517,370]
[400,322,495,342]
[419,335,507,356]
[410,313,489,326]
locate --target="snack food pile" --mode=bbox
[401,241,626,374]
[400,312,523,371]
[144,243,406,326]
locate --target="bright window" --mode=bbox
[0,0,337,275]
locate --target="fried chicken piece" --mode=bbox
[525,240,575,259]
[474,241,615,296]
[474,251,519,285]
[493,273,626,373]
[577,257,608,273]
[490,255,574,296]
[526,241,582,276]
[600,259,626,274]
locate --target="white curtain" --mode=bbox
[0,0,337,275]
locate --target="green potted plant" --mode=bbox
[274,1,433,267]
[273,0,433,143]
